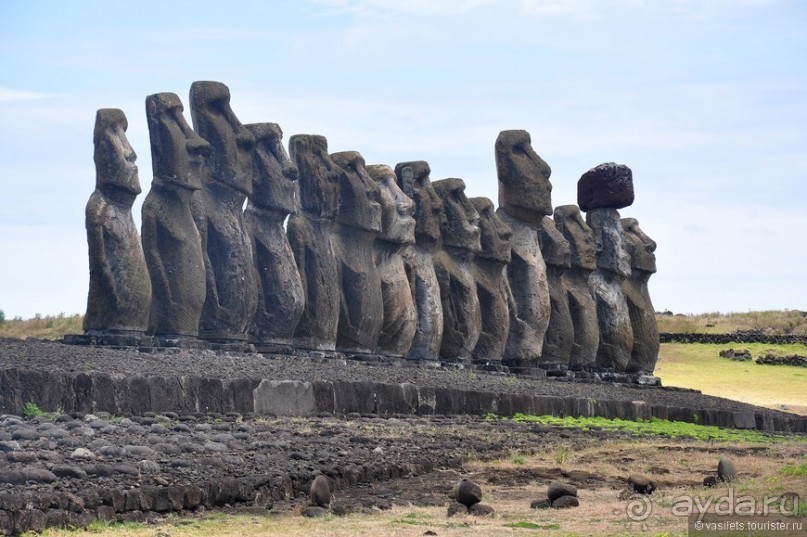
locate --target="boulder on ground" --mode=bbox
[309,474,332,507]
[717,458,737,482]
[447,501,468,517]
[302,505,328,518]
[628,474,656,494]
[470,502,495,516]
[551,495,580,509]
[454,478,483,507]
[703,475,718,488]
[547,481,578,502]
[530,498,551,509]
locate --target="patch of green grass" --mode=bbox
[510,452,526,465]
[778,461,807,476]
[0,312,83,340]
[22,401,48,419]
[505,521,561,530]
[509,414,806,443]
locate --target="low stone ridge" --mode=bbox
[659,332,807,345]
[719,348,752,362]
[755,354,807,367]
[577,163,634,211]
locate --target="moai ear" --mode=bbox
[401,167,415,198]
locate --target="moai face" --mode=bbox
[553,205,597,271]
[394,161,445,244]
[621,218,657,274]
[246,123,300,215]
[289,134,341,220]
[538,216,571,268]
[470,197,512,263]
[495,129,553,224]
[330,151,383,233]
[145,92,211,191]
[94,108,140,204]
[366,164,416,245]
[587,210,631,278]
[189,81,255,196]
[432,178,481,253]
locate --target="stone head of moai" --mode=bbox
[470,197,512,264]
[189,81,256,196]
[366,164,416,245]
[394,161,445,246]
[145,92,210,190]
[553,205,597,271]
[94,108,140,207]
[587,210,631,278]
[538,216,571,269]
[246,122,299,215]
[621,218,657,275]
[289,134,341,221]
[432,178,481,254]
[495,129,552,224]
[330,151,383,234]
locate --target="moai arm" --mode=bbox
[85,200,118,310]
[140,213,172,305]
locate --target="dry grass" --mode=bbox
[656,310,807,336]
[29,439,807,537]
[0,313,83,340]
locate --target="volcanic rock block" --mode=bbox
[309,475,332,507]
[446,501,468,517]
[189,81,259,342]
[547,481,577,502]
[469,502,495,516]
[628,474,656,494]
[366,164,417,357]
[577,162,634,211]
[551,495,580,508]
[717,458,737,482]
[538,216,574,366]
[288,134,342,351]
[454,478,483,507]
[84,109,151,337]
[142,92,210,339]
[432,178,482,362]
[395,161,444,361]
[330,151,384,354]
[621,217,659,373]
[244,123,304,348]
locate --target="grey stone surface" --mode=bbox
[189,81,258,343]
[538,216,574,366]
[432,179,481,362]
[628,473,656,494]
[587,208,633,371]
[330,151,384,354]
[469,197,512,363]
[395,161,444,361]
[309,475,332,507]
[253,380,316,417]
[577,162,634,211]
[142,92,210,338]
[366,164,417,357]
[621,218,659,373]
[244,123,304,347]
[550,495,579,508]
[495,130,552,366]
[547,481,577,501]
[554,205,599,369]
[454,478,483,507]
[717,457,737,482]
[287,134,341,352]
[84,109,151,336]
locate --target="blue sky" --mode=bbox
[1,0,805,318]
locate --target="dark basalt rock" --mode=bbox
[330,151,384,355]
[432,178,481,362]
[189,81,258,343]
[309,475,332,507]
[454,478,482,507]
[547,481,577,502]
[717,458,737,482]
[621,218,659,373]
[288,135,341,352]
[142,93,210,339]
[83,109,151,337]
[244,123,304,348]
[469,502,495,516]
[577,162,634,211]
[366,164,417,357]
[628,473,656,494]
[395,161,444,361]
[550,495,579,508]
[553,205,599,369]
[538,216,574,366]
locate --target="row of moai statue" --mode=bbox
[81,81,659,374]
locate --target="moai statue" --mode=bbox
[287,135,341,351]
[578,162,635,372]
[537,216,574,367]
[432,178,482,363]
[469,197,513,365]
[142,93,210,342]
[494,130,552,370]
[330,151,384,354]
[366,164,417,357]
[621,217,659,373]
[394,161,445,361]
[83,108,151,341]
[189,81,258,344]
[243,123,305,350]
[553,205,599,369]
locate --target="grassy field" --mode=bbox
[0,312,82,340]
[656,342,807,415]
[656,310,807,336]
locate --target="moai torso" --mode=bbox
[367,164,417,357]
[84,109,151,335]
[395,161,444,361]
[469,197,512,364]
[538,216,574,366]
[621,218,659,373]
[287,134,341,351]
[432,178,482,362]
[189,81,258,343]
[330,151,384,354]
[495,130,552,365]
[142,93,210,338]
[553,205,599,369]
[244,123,304,348]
